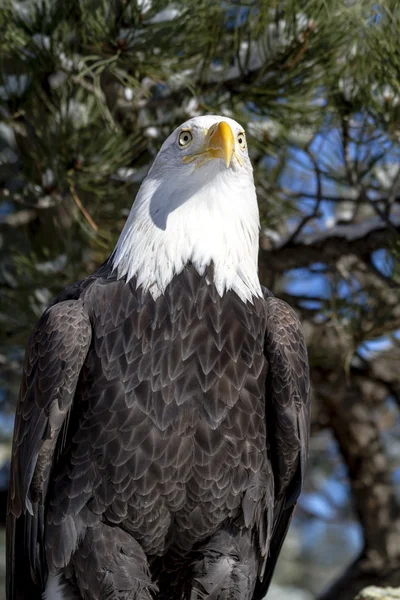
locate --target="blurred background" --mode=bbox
[1,1,400,598]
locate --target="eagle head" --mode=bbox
[112,115,261,302]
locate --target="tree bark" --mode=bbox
[311,360,400,600]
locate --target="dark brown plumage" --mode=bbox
[7,261,309,600]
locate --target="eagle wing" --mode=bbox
[6,300,92,600]
[254,294,310,599]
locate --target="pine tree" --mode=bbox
[1,1,400,598]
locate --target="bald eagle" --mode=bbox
[7,116,310,600]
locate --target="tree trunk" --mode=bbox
[315,367,400,600]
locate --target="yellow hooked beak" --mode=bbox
[206,121,235,168]
[182,121,235,168]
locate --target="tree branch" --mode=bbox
[262,211,400,271]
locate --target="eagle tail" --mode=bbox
[252,504,296,600]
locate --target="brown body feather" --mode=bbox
[7,262,309,600]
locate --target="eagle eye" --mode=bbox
[178,130,193,147]
[237,132,246,150]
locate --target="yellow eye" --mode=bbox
[178,129,193,147]
[237,132,246,150]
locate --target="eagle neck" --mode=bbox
[111,168,262,303]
